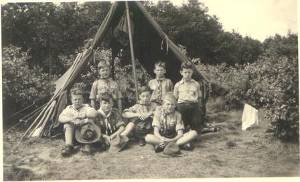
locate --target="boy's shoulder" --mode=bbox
[175,79,199,86]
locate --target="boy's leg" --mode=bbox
[176,130,198,146]
[176,103,190,128]
[64,123,75,146]
[145,134,162,145]
[191,103,203,132]
[120,122,135,136]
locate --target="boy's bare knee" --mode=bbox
[189,130,198,137]
[128,122,135,127]
[145,134,152,142]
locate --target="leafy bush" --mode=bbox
[198,55,298,141]
[2,45,56,119]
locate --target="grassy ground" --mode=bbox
[3,98,299,180]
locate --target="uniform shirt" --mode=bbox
[89,78,121,100]
[148,78,173,103]
[174,79,202,103]
[123,102,156,115]
[152,106,184,136]
[97,108,125,135]
[59,104,97,122]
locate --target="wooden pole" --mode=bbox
[125,1,139,101]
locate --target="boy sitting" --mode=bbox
[96,93,132,152]
[122,86,156,146]
[174,62,203,133]
[145,94,198,152]
[58,87,98,157]
[148,62,173,105]
[90,60,122,111]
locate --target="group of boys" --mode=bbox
[59,60,204,157]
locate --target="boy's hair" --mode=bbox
[180,62,193,71]
[163,92,177,104]
[70,87,84,97]
[154,61,166,69]
[138,86,152,96]
[97,59,110,69]
[99,93,113,103]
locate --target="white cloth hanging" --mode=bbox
[242,103,259,130]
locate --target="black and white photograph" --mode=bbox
[1,0,299,180]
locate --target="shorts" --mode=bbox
[176,102,203,131]
[159,129,177,139]
[133,117,153,137]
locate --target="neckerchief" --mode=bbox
[156,78,164,101]
[98,108,112,135]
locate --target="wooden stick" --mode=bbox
[28,102,53,137]
[125,1,139,101]
[37,100,57,137]
[19,103,46,122]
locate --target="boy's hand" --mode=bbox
[77,113,86,119]
[159,136,171,142]
[73,119,83,125]
[103,135,111,145]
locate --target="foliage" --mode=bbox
[2,45,56,118]
[2,2,110,74]
[2,0,264,75]
[199,39,298,141]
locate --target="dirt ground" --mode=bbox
[3,99,300,180]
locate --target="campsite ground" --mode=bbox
[3,98,300,180]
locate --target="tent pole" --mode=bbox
[125,1,139,101]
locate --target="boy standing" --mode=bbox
[145,94,198,152]
[148,62,173,105]
[90,60,122,111]
[174,62,203,132]
[96,93,132,152]
[122,86,156,146]
[58,87,98,157]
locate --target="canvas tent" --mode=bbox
[20,1,210,139]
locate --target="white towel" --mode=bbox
[242,103,259,130]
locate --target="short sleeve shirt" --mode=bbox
[152,106,184,135]
[174,79,201,103]
[148,78,173,103]
[59,104,97,122]
[89,78,121,100]
[123,102,156,115]
[97,108,125,135]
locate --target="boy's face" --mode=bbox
[180,68,193,80]
[154,66,166,78]
[162,99,176,113]
[100,100,113,113]
[99,66,110,79]
[139,91,151,104]
[71,94,84,109]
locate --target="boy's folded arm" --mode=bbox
[58,113,79,123]
[122,111,140,118]
[86,108,98,118]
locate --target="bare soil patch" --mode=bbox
[3,107,299,180]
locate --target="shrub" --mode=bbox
[198,55,298,141]
[2,45,56,120]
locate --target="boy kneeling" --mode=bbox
[145,93,198,153]
[58,87,99,157]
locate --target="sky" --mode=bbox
[169,0,298,41]
[1,0,298,41]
